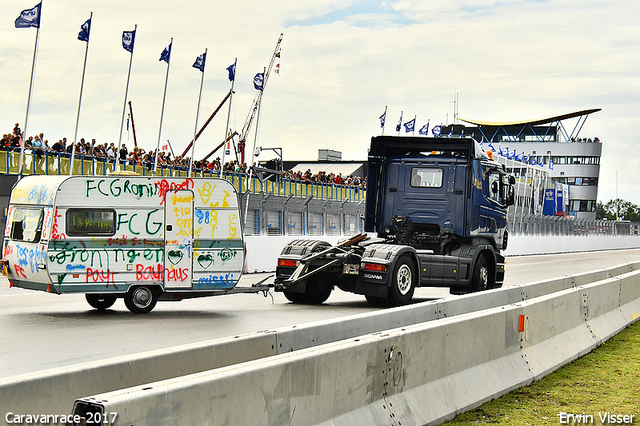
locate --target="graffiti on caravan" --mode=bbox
[85,179,159,200]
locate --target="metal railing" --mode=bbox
[509,213,639,236]
[0,148,366,202]
[3,148,639,238]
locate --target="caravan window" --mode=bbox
[10,207,43,243]
[66,209,116,236]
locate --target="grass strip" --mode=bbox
[445,320,640,425]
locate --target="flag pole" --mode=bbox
[188,48,207,177]
[381,105,387,135]
[70,12,92,176]
[396,111,402,136]
[221,58,237,173]
[155,38,172,174]
[117,24,136,171]
[413,115,417,136]
[18,22,41,178]
[248,67,266,171]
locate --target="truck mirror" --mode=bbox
[491,181,499,194]
[507,186,515,206]
[509,175,516,185]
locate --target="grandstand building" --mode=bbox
[439,109,602,220]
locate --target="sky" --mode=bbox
[1,0,639,204]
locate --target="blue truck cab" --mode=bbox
[366,136,513,253]
[275,136,515,306]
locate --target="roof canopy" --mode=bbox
[459,108,601,127]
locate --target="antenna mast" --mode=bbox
[238,33,283,164]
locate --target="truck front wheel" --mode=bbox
[124,286,158,314]
[85,294,117,310]
[471,254,492,292]
[387,255,416,307]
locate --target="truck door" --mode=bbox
[164,189,194,288]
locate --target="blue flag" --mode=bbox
[446,129,453,138]
[379,111,386,128]
[418,122,429,135]
[432,125,442,137]
[549,160,554,170]
[78,18,91,42]
[253,72,264,90]
[122,30,135,53]
[227,63,236,81]
[15,3,41,28]
[159,42,172,63]
[516,152,524,162]
[488,142,496,152]
[403,118,416,133]
[193,51,206,72]
[395,112,403,132]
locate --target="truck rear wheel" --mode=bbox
[387,255,416,307]
[85,294,117,310]
[283,274,332,304]
[365,295,387,307]
[124,286,158,314]
[305,274,333,304]
[283,290,307,304]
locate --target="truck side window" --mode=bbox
[66,209,116,236]
[488,171,503,204]
[10,207,43,243]
[411,167,443,188]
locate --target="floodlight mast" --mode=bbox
[238,33,283,165]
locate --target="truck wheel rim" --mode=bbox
[396,265,412,295]
[132,287,152,308]
[479,265,488,290]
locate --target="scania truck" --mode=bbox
[274,136,515,306]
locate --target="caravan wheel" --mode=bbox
[85,294,116,310]
[124,286,158,314]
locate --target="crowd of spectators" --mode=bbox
[283,168,366,189]
[2,123,366,190]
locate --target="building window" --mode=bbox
[569,200,596,212]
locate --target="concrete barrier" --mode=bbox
[2,262,639,425]
[244,234,640,272]
[0,332,277,425]
[70,269,640,425]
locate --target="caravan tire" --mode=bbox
[85,294,117,310]
[124,286,158,314]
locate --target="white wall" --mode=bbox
[244,234,640,273]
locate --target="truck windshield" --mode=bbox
[10,207,43,243]
[410,167,443,188]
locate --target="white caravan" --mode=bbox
[1,175,251,313]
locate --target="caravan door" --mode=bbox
[164,189,194,288]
